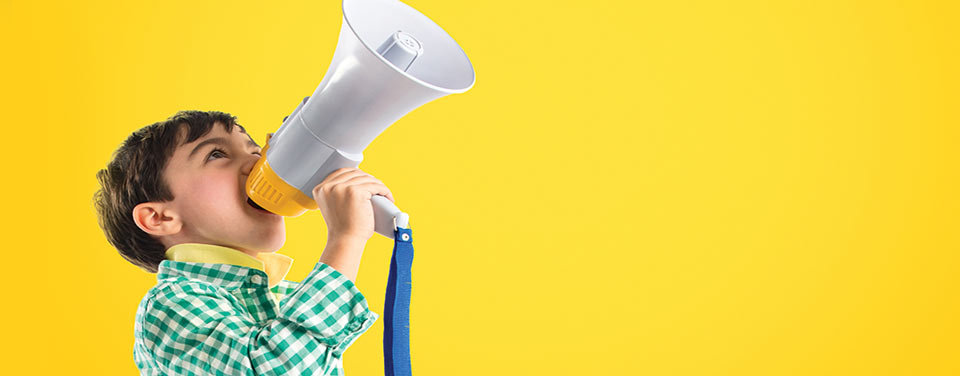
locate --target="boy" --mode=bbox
[93,110,396,375]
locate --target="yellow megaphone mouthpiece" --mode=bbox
[245,143,319,217]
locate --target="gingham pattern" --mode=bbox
[134,259,379,375]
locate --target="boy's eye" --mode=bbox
[207,148,227,160]
[207,147,261,161]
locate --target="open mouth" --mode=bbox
[247,197,272,213]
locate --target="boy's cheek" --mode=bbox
[183,186,240,214]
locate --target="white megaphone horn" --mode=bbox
[245,0,475,239]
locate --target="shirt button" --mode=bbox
[250,275,263,284]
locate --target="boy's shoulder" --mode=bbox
[137,260,301,311]
[136,275,227,315]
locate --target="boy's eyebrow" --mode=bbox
[188,137,260,161]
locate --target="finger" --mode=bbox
[349,182,395,203]
[320,167,364,187]
[313,168,362,197]
[346,174,394,203]
[266,132,274,143]
[339,174,381,192]
[341,175,394,203]
[381,190,395,203]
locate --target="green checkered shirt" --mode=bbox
[133,259,379,375]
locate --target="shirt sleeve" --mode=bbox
[139,261,379,376]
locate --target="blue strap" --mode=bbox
[384,227,413,376]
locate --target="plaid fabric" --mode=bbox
[134,259,379,375]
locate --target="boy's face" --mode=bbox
[135,123,285,256]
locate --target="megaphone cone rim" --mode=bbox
[341,0,476,94]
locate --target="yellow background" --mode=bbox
[1,0,957,374]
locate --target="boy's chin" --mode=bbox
[238,240,284,254]
[233,226,285,253]
[251,232,286,253]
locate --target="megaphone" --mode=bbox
[245,0,475,239]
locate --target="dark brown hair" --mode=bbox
[92,110,246,273]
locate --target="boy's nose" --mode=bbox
[242,152,261,177]
[243,132,273,177]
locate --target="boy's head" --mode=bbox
[93,110,285,273]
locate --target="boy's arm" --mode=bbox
[318,235,367,282]
[138,260,378,375]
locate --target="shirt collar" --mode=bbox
[163,243,293,288]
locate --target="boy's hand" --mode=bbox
[312,167,395,243]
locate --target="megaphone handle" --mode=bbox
[372,194,410,239]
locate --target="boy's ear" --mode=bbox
[132,202,182,236]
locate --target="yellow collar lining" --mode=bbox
[164,243,293,288]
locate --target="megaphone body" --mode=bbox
[245,0,475,239]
